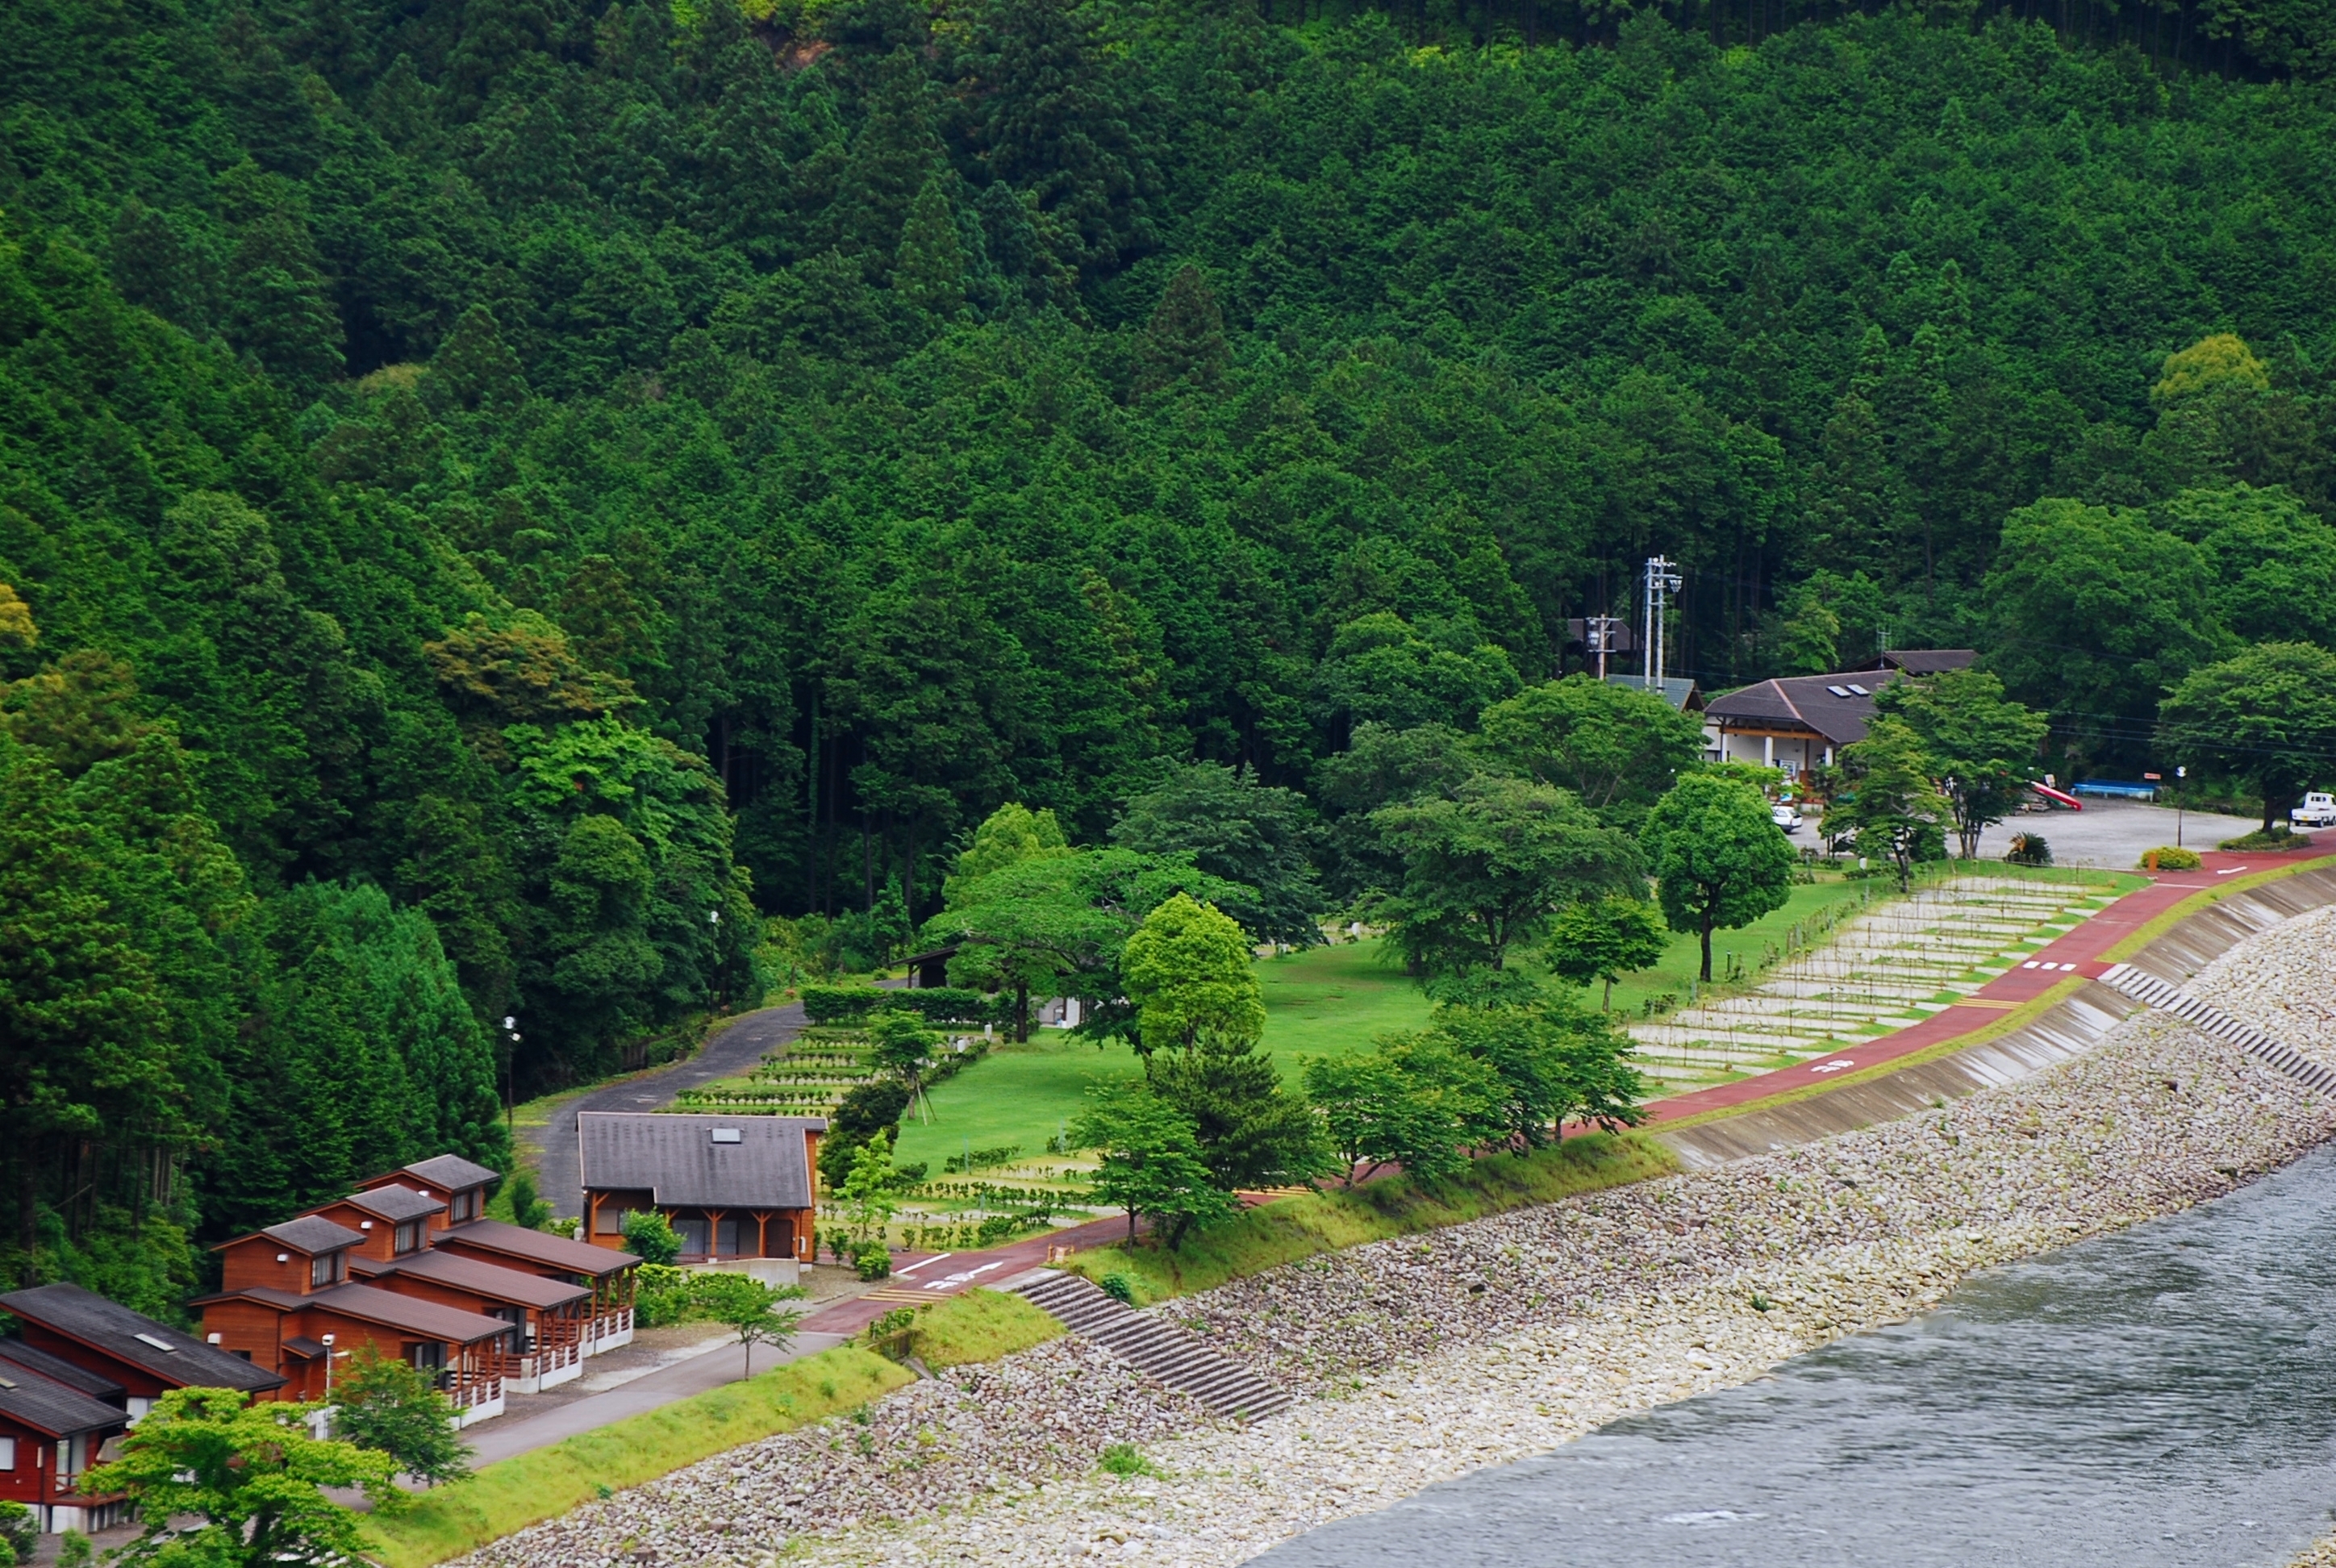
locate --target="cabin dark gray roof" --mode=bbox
[436,1219,637,1278]
[388,1155,502,1194]
[0,1366,125,1437]
[205,1284,514,1345]
[1704,669,1908,748]
[352,1249,590,1310]
[0,1283,282,1393]
[333,1185,444,1224]
[1601,673,1705,712]
[0,1339,123,1402]
[578,1113,823,1210]
[258,1216,365,1255]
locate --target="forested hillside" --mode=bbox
[4,0,2335,1303]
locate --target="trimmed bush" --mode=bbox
[2141,845,2203,870]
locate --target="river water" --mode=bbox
[1256,1142,2336,1568]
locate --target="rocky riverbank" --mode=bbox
[453,940,2336,1568]
[2191,902,2336,1063]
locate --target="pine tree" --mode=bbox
[1130,264,1228,400]
[893,173,967,323]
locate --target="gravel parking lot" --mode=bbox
[1974,798,2271,867]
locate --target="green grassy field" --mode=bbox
[1601,874,1876,1018]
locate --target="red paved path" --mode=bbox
[1642,846,2336,1124]
[799,848,2336,1331]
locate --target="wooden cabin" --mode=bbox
[578,1113,822,1278]
[350,1248,590,1392]
[0,1282,284,1420]
[355,1154,499,1231]
[428,1218,640,1353]
[0,1358,128,1535]
[194,1218,514,1426]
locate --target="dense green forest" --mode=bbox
[5,0,2336,1303]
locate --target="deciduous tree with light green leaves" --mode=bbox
[1542,895,1671,1009]
[922,849,1253,1042]
[1641,774,1798,981]
[1474,678,1709,827]
[84,1387,398,1568]
[1069,1085,1237,1249]
[1119,893,1263,1057]
[1873,669,2049,859]
[1303,1036,1495,1186]
[2157,643,2336,831]
[1825,718,1952,892]
[331,1345,470,1488]
[1372,774,1642,979]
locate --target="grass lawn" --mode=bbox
[892,1031,1142,1171]
[895,940,1429,1171]
[1256,938,1433,1063]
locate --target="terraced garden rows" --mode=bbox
[1626,874,2121,1086]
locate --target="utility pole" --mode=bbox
[1643,556,1682,687]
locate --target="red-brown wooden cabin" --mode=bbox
[428,1218,640,1354]
[0,1282,284,1420]
[350,1249,590,1392]
[0,1357,128,1535]
[354,1155,498,1232]
[0,1282,285,1534]
[195,1217,514,1426]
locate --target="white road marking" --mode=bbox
[1809,1060,1856,1074]
[891,1252,954,1277]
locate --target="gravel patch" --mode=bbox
[454,915,2336,1568]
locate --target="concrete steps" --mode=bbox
[2098,964,2336,1095]
[1004,1269,1292,1423]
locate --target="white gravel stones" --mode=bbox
[458,909,2336,1568]
[2190,903,2336,1065]
[450,1338,1205,1568]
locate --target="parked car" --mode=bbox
[2292,792,2336,828]
[1771,803,1803,832]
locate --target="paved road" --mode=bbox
[465,1328,849,1466]
[1973,798,2269,868]
[533,1001,812,1218]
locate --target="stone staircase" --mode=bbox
[2098,963,2336,1095]
[1004,1269,1292,1423]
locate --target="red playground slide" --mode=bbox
[2029,782,2084,811]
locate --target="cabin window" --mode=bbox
[448,1190,473,1223]
[0,1437,16,1470]
[394,1220,423,1254]
[309,1251,344,1287]
[594,1205,631,1235]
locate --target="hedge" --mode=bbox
[800,986,995,1024]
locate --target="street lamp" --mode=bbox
[321,1333,336,1399]
[2176,765,2188,848]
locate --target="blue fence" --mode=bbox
[2072,780,2159,801]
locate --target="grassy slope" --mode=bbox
[366,1290,1060,1568]
[1063,1133,1677,1306]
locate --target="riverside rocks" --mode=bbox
[453,924,2336,1568]
[455,1339,1204,1568]
[2190,903,2336,1064]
